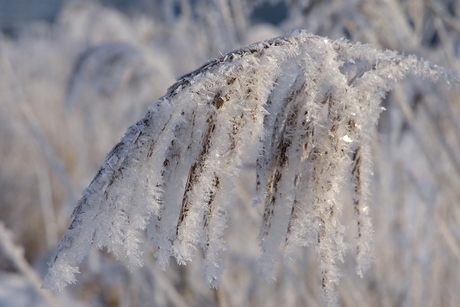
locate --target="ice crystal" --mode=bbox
[43,30,459,306]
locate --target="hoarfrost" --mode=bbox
[43,30,460,306]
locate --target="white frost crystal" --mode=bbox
[43,30,459,306]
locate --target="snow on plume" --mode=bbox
[42,30,459,307]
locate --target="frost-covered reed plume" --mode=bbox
[43,30,459,306]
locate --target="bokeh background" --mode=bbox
[1,0,460,306]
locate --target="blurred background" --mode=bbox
[1,0,460,306]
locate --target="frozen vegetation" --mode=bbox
[1,1,460,307]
